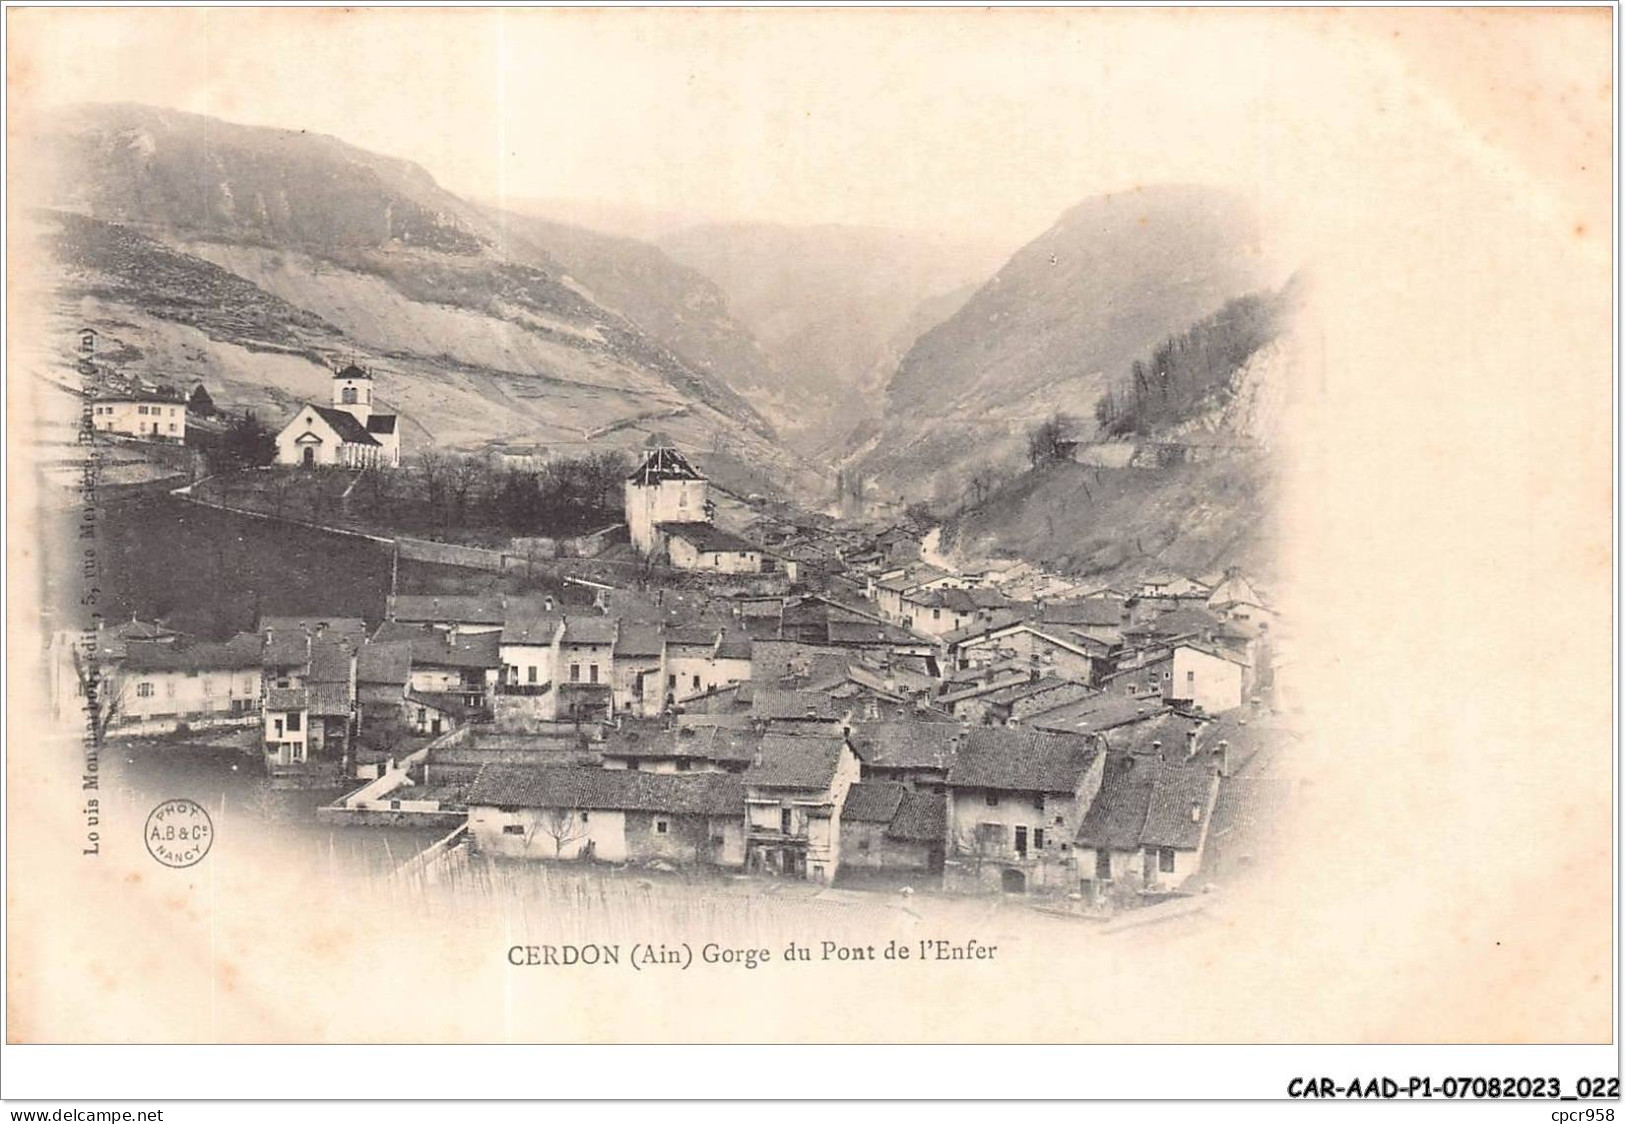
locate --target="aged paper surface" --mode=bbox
[5,7,1613,1045]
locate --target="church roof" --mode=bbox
[307,406,380,446]
[628,445,704,485]
[334,362,373,380]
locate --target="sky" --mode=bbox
[10,7,1607,251]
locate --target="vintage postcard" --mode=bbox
[3,3,1614,1078]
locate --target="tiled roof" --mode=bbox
[751,688,841,721]
[1139,769,1219,849]
[1041,598,1127,628]
[123,633,263,672]
[613,622,665,658]
[261,630,312,668]
[841,782,906,824]
[715,631,753,660]
[850,722,960,771]
[307,680,354,716]
[656,522,760,554]
[887,790,947,843]
[600,726,760,764]
[1075,756,1159,850]
[1028,694,1170,735]
[745,733,845,789]
[266,686,308,712]
[983,675,1078,706]
[258,616,368,643]
[502,613,562,646]
[941,611,1027,646]
[308,636,354,683]
[627,445,705,484]
[309,405,380,446]
[390,595,506,626]
[826,620,922,646]
[560,616,618,646]
[385,624,501,669]
[467,765,743,816]
[947,728,1100,794]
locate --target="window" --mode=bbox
[136,682,154,698]
[286,712,302,732]
[138,405,148,416]
[1159,848,1176,873]
[1186,670,1196,686]
[1034,794,1046,812]
[691,674,701,690]
[570,664,580,682]
[527,666,537,684]
[858,837,870,852]
[342,387,357,405]
[667,674,677,689]
[169,424,177,433]
[655,820,669,835]
[502,824,526,836]
[1014,826,1028,858]
[165,680,176,698]
[676,759,691,772]
[984,793,999,807]
[1034,829,1046,850]
[390,800,402,811]
[976,822,1006,847]
[589,664,599,684]
[933,609,941,621]
[581,812,590,823]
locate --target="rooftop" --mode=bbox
[947,728,1100,794]
[628,445,705,485]
[745,733,846,790]
[467,765,743,817]
[656,522,761,555]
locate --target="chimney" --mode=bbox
[1152,739,1165,762]
[1184,727,1198,759]
[1189,800,1202,823]
[1214,739,1231,777]
[544,595,555,612]
[448,624,460,645]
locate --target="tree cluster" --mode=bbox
[198,410,279,474]
[1094,291,1282,438]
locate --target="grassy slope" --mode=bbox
[942,455,1279,585]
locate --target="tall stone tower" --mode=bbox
[625,441,709,556]
[332,362,374,424]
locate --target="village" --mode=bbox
[54,349,1298,914]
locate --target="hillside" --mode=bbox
[30,103,822,495]
[850,185,1276,502]
[937,279,1305,586]
[656,222,1007,452]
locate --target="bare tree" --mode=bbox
[414,450,450,529]
[534,807,593,860]
[70,645,128,741]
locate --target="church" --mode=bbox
[275,363,401,468]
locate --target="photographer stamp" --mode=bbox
[143,799,213,869]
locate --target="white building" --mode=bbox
[275,362,400,468]
[625,443,710,556]
[90,391,187,443]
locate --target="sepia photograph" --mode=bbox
[2,2,1617,1111]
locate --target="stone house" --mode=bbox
[838,782,947,875]
[742,731,862,883]
[942,728,1106,895]
[466,765,746,868]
